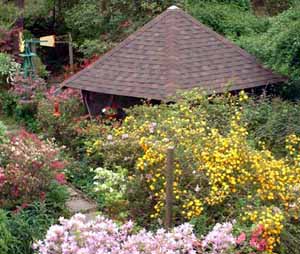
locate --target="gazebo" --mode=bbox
[62,5,286,116]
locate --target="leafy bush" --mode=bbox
[237,6,300,79]
[0,120,7,144]
[78,39,113,58]
[186,1,269,40]
[0,90,17,115]
[65,0,104,42]
[0,184,68,254]
[0,210,17,254]
[0,52,20,86]
[0,1,20,30]
[0,130,67,209]
[243,98,300,156]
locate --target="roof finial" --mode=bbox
[168,5,179,10]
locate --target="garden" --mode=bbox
[1,0,300,254]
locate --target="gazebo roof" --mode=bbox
[62,6,286,100]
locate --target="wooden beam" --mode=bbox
[165,147,174,230]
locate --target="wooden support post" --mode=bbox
[68,33,74,74]
[81,90,92,119]
[165,147,174,230]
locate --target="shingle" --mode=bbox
[62,6,287,100]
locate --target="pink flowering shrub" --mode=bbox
[10,75,47,101]
[202,222,236,254]
[201,222,269,254]
[0,130,67,209]
[34,213,198,254]
[235,225,268,253]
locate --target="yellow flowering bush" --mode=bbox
[84,90,300,251]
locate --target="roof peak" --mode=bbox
[167,5,180,10]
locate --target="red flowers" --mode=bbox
[0,129,66,209]
[249,225,267,251]
[55,173,66,185]
[51,160,65,170]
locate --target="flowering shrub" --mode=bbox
[202,221,236,254]
[243,207,285,252]
[37,87,85,148]
[0,52,20,85]
[0,130,66,209]
[82,90,300,252]
[93,166,127,211]
[10,75,46,101]
[34,213,198,254]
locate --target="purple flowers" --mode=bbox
[34,214,198,254]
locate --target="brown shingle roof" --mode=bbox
[62,6,287,100]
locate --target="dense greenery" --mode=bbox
[0,187,68,254]
[0,0,20,30]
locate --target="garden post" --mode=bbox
[165,147,174,230]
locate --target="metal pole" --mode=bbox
[68,33,74,74]
[165,147,174,230]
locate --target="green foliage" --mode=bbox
[0,210,17,254]
[193,0,251,10]
[189,213,210,237]
[0,1,20,30]
[45,181,69,215]
[24,0,55,28]
[0,90,18,116]
[243,97,300,156]
[280,220,300,254]
[0,181,68,254]
[0,91,39,132]
[238,6,300,80]
[64,159,98,200]
[78,39,113,58]
[14,102,39,132]
[0,53,12,82]
[65,0,104,42]
[187,1,270,40]
[0,53,19,85]
[0,120,7,144]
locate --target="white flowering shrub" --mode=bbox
[0,53,20,84]
[93,166,127,208]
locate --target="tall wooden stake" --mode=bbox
[165,147,174,230]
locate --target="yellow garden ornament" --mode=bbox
[39,35,55,47]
